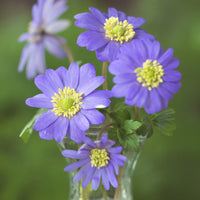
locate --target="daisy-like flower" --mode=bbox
[62,134,127,190]
[109,39,181,114]
[74,7,155,62]
[26,63,112,143]
[18,0,70,79]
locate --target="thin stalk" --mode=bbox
[97,122,113,140]
[48,34,75,63]
[102,61,108,90]
[134,106,140,121]
[114,166,123,200]
[81,184,89,200]
[102,183,108,200]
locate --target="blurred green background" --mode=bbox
[0,0,200,199]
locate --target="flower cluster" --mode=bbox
[19,0,181,195]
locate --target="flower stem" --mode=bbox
[102,61,108,90]
[134,106,140,121]
[81,184,89,200]
[48,34,75,63]
[101,183,108,200]
[114,166,123,200]
[97,122,113,140]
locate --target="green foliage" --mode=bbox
[19,109,47,143]
[150,108,176,136]
[137,117,154,138]
[108,105,142,152]
[124,120,142,134]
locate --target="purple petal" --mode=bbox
[34,74,55,97]
[99,134,108,148]
[67,62,80,89]
[111,161,119,175]
[89,7,106,24]
[135,28,156,41]
[107,146,122,154]
[105,140,115,148]
[45,69,64,93]
[101,168,110,190]
[164,58,180,70]
[126,86,148,108]
[113,73,135,84]
[158,48,174,66]
[81,91,111,109]
[35,42,46,74]
[82,166,95,188]
[111,83,133,98]
[18,44,31,72]
[108,7,118,18]
[44,35,66,58]
[77,76,105,96]
[110,154,127,165]
[106,163,118,188]
[144,89,163,114]
[95,43,110,62]
[81,109,105,125]
[68,118,85,143]
[55,66,68,86]
[127,16,146,28]
[18,33,31,42]
[163,70,182,82]
[150,40,161,60]
[64,158,90,171]
[79,63,96,86]
[51,117,69,142]
[108,42,121,62]
[26,44,37,79]
[83,136,96,148]
[109,59,134,75]
[44,0,68,24]
[77,31,107,51]
[33,110,58,131]
[126,83,140,100]
[157,86,174,100]
[39,129,54,140]
[45,20,70,34]
[73,162,91,182]
[73,112,90,131]
[75,12,104,31]
[26,94,52,108]
[117,11,126,21]
[161,81,181,94]
[91,169,101,191]
[62,150,88,159]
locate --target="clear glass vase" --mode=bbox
[59,125,146,200]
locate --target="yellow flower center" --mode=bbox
[51,87,83,119]
[90,149,110,169]
[134,59,164,91]
[104,17,135,44]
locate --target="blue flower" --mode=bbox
[26,63,112,143]
[62,134,127,190]
[18,0,70,79]
[75,7,155,62]
[109,39,182,114]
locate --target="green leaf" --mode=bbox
[19,109,46,143]
[124,120,142,134]
[151,108,176,136]
[126,134,140,152]
[137,117,154,138]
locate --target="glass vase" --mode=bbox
[59,125,146,200]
